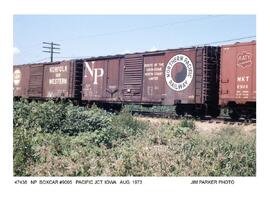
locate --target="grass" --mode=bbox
[13,100,256,176]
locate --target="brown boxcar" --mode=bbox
[82,46,220,116]
[42,60,83,99]
[82,56,122,103]
[13,60,83,100]
[13,64,30,97]
[219,41,256,119]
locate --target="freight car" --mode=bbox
[13,46,221,117]
[13,60,83,100]
[13,41,256,119]
[81,46,221,116]
[219,41,256,119]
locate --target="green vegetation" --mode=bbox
[124,104,176,113]
[14,100,256,176]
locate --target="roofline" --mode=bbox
[14,42,256,66]
[221,40,256,48]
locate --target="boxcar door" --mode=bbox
[105,58,121,101]
[122,55,143,102]
[28,64,44,97]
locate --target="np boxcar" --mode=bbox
[219,41,256,119]
[82,46,220,116]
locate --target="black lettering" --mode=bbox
[120,180,130,184]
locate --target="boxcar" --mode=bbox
[219,41,256,119]
[82,46,221,116]
[13,60,83,100]
[13,64,31,97]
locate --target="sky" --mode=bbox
[13,15,256,65]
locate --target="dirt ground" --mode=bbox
[135,116,256,135]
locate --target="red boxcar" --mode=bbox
[82,46,221,116]
[13,60,83,100]
[219,41,256,119]
[13,64,30,97]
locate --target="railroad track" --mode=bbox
[131,110,256,125]
[201,116,256,125]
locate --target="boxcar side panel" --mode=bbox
[162,49,197,105]
[219,42,256,105]
[13,65,30,97]
[252,45,256,101]
[82,60,106,101]
[104,58,121,101]
[142,54,165,103]
[43,61,72,98]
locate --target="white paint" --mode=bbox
[237,76,249,82]
[237,51,252,68]
[13,69,21,86]
[84,61,104,85]
[165,54,194,91]
[49,65,67,73]
[49,78,67,85]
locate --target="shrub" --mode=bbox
[13,100,256,176]
[13,127,37,176]
[180,118,195,129]
[111,109,147,137]
[13,99,112,136]
[61,104,112,136]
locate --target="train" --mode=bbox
[13,41,256,119]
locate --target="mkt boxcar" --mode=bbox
[13,60,83,99]
[219,41,256,119]
[82,46,220,116]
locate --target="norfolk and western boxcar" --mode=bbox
[13,64,30,97]
[219,41,256,119]
[13,60,83,100]
[81,46,221,116]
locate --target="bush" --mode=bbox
[180,118,195,129]
[13,100,256,176]
[14,100,66,133]
[13,127,37,176]
[111,109,147,137]
[13,100,112,136]
[61,104,112,136]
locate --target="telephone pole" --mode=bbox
[42,42,61,62]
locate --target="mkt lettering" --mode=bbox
[237,76,249,82]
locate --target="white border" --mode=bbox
[0,1,269,209]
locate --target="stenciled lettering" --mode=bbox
[165,54,194,91]
[84,61,104,85]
